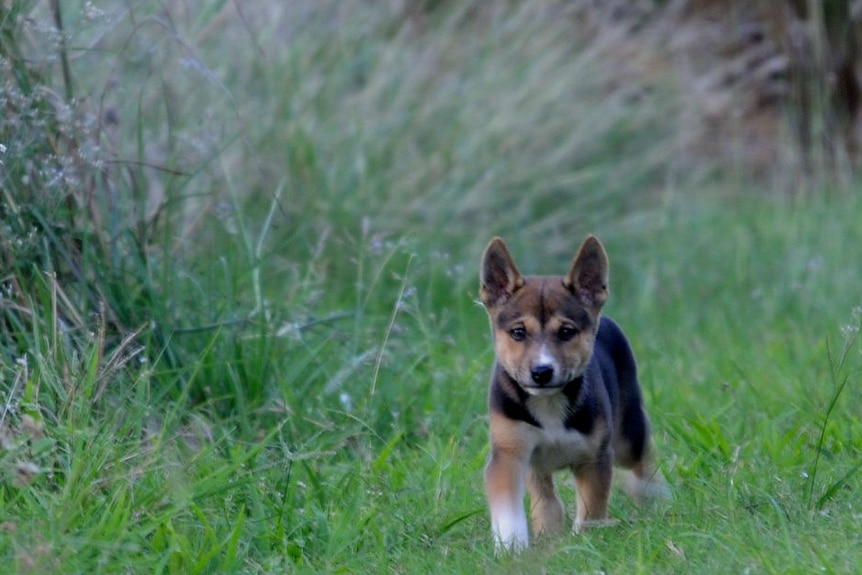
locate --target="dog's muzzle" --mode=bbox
[530,364,554,385]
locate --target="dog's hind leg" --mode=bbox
[620,454,671,501]
[614,407,670,501]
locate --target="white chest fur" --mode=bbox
[525,394,596,472]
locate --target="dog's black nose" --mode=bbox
[531,365,554,385]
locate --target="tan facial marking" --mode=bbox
[487,278,599,391]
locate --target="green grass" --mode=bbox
[2,1,862,573]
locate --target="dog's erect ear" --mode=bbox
[564,235,609,311]
[480,237,524,308]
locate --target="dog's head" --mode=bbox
[479,236,609,395]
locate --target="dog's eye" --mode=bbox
[558,326,578,341]
[509,327,527,341]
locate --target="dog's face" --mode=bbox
[480,236,609,395]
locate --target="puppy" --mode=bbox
[479,235,667,552]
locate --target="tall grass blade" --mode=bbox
[806,334,856,510]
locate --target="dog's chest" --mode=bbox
[526,395,595,471]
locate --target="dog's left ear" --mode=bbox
[564,235,609,311]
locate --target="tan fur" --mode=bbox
[479,235,667,553]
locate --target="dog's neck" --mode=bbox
[495,365,587,429]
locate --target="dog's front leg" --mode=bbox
[485,449,529,552]
[572,455,613,533]
[527,470,564,537]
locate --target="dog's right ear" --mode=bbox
[480,237,524,308]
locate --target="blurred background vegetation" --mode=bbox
[1,1,861,571]
[3,0,860,377]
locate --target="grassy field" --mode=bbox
[2,1,861,573]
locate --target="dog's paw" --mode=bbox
[640,478,672,500]
[492,509,529,554]
[622,468,672,502]
[494,538,528,555]
[573,518,620,533]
